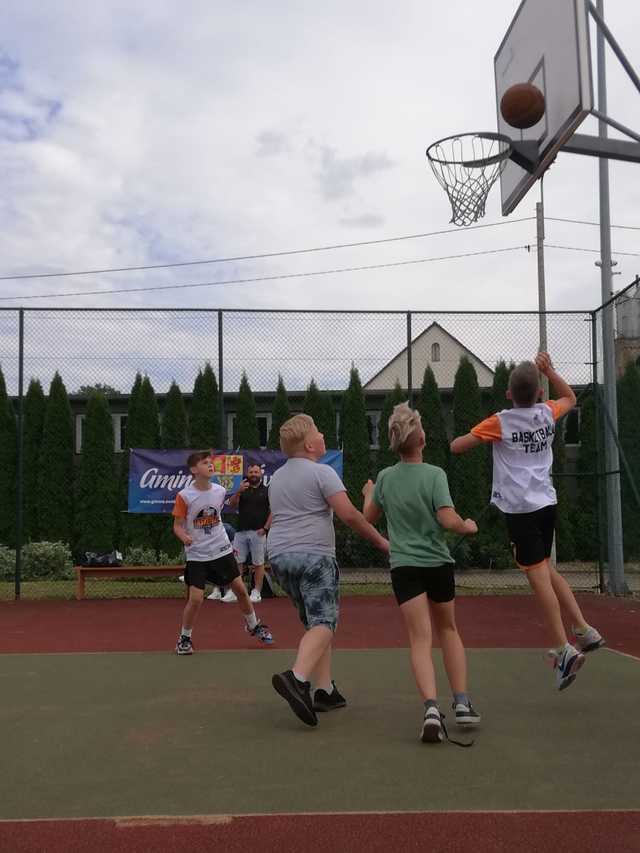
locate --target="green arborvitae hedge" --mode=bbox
[376,381,406,473]
[618,363,640,559]
[321,392,338,450]
[190,363,221,449]
[37,372,74,545]
[572,393,599,561]
[23,379,46,542]
[450,356,488,521]
[162,381,188,449]
[339,366,372,566]
[234,372,260,449]
[552,412,576,561]
[0,365,17,546]
[75,391,116,554]
[417,366,449,473]
[268,375,291,449]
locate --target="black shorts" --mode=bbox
[184,553,240,590]
[390,565,455,606]
[504,505,556,567]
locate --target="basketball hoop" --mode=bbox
[426,132,512,227]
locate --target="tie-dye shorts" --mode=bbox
[269,552,340,632]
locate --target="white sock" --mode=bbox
[573,625,589,636]
[181,626,192,638]
[316,682,334,695]
[293,670,307,683]
[244,611,258,630]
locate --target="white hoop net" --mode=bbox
[426,133,512,227]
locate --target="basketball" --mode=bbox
[500,83,545,129]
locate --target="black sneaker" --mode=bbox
[175,635,193,655]
[272,670,318,727]
[313,682,347,712]
[453,700,481,726]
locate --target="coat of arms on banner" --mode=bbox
[210,454,244,492]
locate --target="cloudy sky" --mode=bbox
[1,1,639,395]
[1,0,639,313]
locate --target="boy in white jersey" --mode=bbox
[172,451,273,654]
[451,353,604,690]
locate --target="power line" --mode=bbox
[0,245,528,302]
[0,217,535,282]
[547,216,640,231]
[546,243,640,257]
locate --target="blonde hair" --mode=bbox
[280,413,316,456]
[388,402,422,454]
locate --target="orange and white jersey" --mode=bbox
[172,483,232,562]
[471,400,570,514]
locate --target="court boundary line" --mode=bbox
[2,807,640,826]
[603,647,640,663]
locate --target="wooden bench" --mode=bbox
[74,565,185,601]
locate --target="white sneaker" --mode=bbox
[178,575,185,584]
[250,589,262,603]
[421,705,443,743]
[207,586,222,601]
[221,589,237,603]
[573,625,605,653]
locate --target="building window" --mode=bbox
[227,413,272,449]
[431,342,441,362]
[75,413,128,454]
[366,411,381,449]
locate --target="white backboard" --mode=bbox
[495,0,593,215]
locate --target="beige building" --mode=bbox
[364,321,494,392]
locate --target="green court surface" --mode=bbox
[2,648,639,820]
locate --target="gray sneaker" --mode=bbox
[453,701,481,726]
[551,645,586,691]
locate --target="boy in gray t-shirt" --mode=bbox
[269,414,389,728]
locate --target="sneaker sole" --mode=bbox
[313,699,347,712]
[272,674,318,727]
[579,639,606,653]
[421,720,443,743]
[176,648,193,655]
[456,715,481,726]
[558,653,586,691]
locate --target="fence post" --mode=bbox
[218,310,226,449]
[591,311,606,594]
[15,308,24,600]
[406,311,413,406]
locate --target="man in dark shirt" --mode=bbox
[226,463,271,602]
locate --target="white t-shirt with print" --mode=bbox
[171,482,232,562]
[471,401,566,515]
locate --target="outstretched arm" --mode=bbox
[450,433,484,455]
[327,491,388,553]
[535,351,576,415]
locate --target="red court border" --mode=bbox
[1,593,639,655]
[2,810,639,853]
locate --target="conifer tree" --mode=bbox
[234,371,260,449]
[376,381,406,473]
[449,357,488,521]
[339,366,371,566]
[122,375,161,549]
[491,360,512,414]
[75,391,116,553]
[267,375,290,449]
[190,363,221,449]
[23,378,46,542]
[321,392,338,450]
[303,379,324,429]
[417,366,449,472]
[340,366,371,505]
[552,414,576,561]
[37,372,74,545]
[161,381,188,449]
[617,363,640,559]
[0,365,17,546]
[573,394,599,560]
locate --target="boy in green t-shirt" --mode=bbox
[362,402,480,744]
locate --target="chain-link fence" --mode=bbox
[2,295,637,601]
